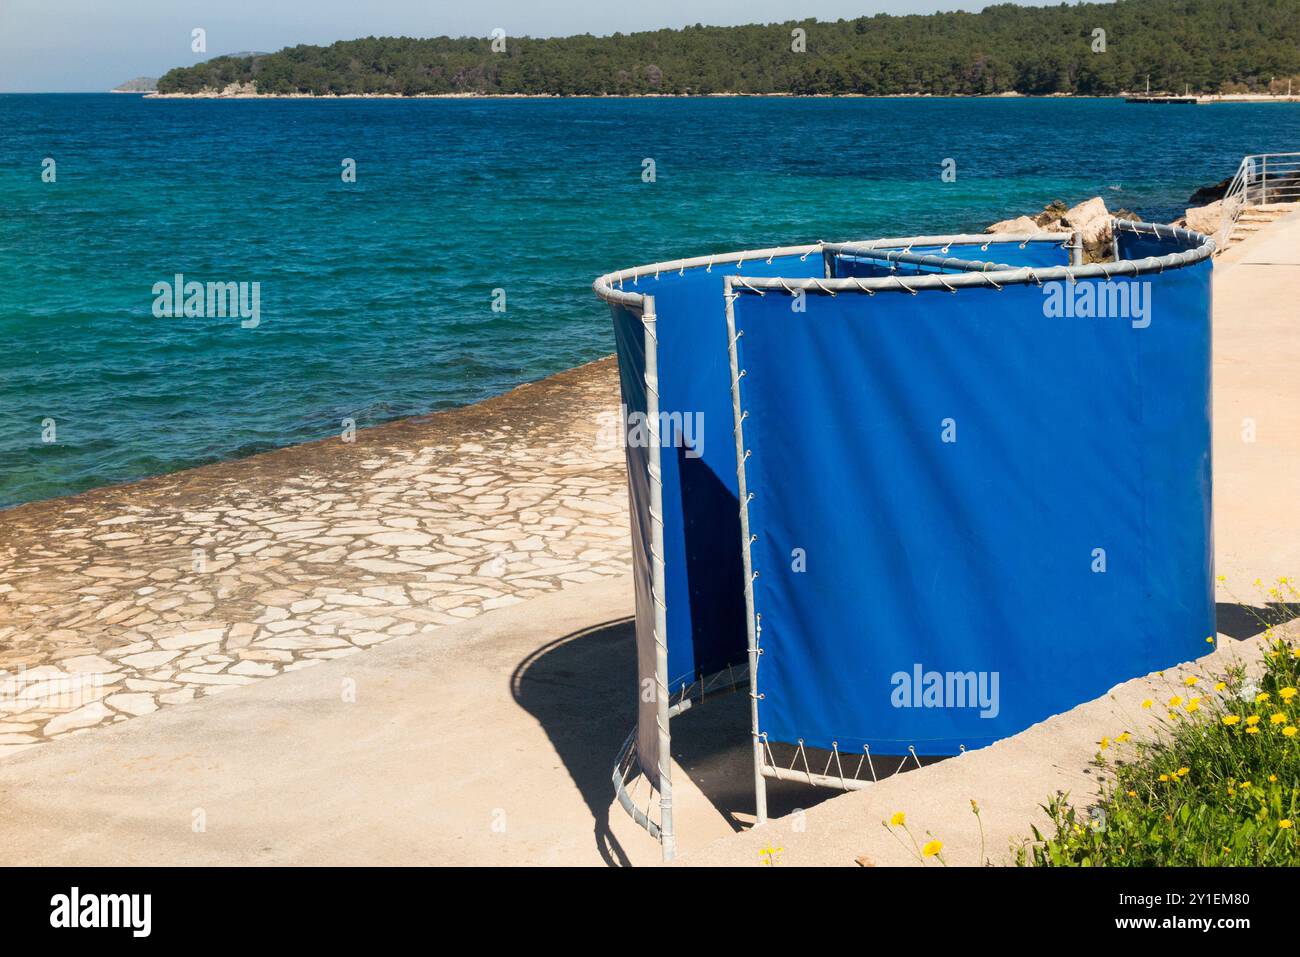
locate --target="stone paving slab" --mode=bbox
[0,358,630,756]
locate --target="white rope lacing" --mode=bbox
[890,275,919,295]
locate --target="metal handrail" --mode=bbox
[1215,152,1300,249]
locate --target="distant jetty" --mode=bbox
[1126,93,1300,104]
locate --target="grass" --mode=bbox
[1016,579,1300,866]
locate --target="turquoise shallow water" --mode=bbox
[2,94,1298,508]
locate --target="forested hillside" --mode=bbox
[157,0,1300,96]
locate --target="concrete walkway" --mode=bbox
[1207,208,1300,586]
[0,576,677,865]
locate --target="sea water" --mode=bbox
[2,93,1297,507]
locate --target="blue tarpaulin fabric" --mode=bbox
[729,253,1213,755]
[1117,225,1204,262]
[603,233,1211,781]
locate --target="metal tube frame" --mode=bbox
[610,663,751,849]
[593,232,1073,305]
[640,294,675,861]
[825,245,1015,275]
[723,278,768,827]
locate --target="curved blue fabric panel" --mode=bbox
[1117,227,1203,261]
[607,253,825,695]
[731,253,1213,755]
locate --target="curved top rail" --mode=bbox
[592,220,1210,306]
[726,220,1213,297]
[591,231,1074,309]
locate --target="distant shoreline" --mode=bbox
[142,90,1300,102]
[144,90,1042,100]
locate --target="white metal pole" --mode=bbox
[641,294,675,862]
[723,277,768,826]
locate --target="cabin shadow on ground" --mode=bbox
[514,605,1292,864]
[511,617,931,865]
[1216,601,1300,640]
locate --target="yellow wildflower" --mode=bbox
[1281,687,1298,701]
[1169,696,1183,707]
[1247,715,1261,726]
[1281,820,1294,830]
[921,839,943,858]
[1214,681,1227,692]
[889,812,905,827]
[1159,774,1169,782]
[1269,774,1278,782]
[1222,715,1241,726]
[1126,790,1137,797]
[1100,737,1110,750]
[1186,698,1202,713]
[1185,676,1199,686]
[1116,732,1132,743]
[1141,699,1153,709]
[1272,713,1287,725]
[1247,726,1260,734]
[1177,767,1190,777]
[1257,692,1271,703]
[1284,726,1298,738]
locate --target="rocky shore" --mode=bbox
[985,196,1139,262]
[983,177,1269,258]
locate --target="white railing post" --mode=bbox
[1211,152,1300,252]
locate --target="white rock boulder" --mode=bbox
[1062,196,1109,227]
[985,215,1040,234]
[1184,200,1224,236]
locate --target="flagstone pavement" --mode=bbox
[0,358,631,756]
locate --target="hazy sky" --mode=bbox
[0,0,1064,92]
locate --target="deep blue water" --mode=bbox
[2,93,1298,507]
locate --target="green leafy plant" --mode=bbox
[1017,581,1300,866]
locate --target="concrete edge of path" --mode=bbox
[678,627,1291,867]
